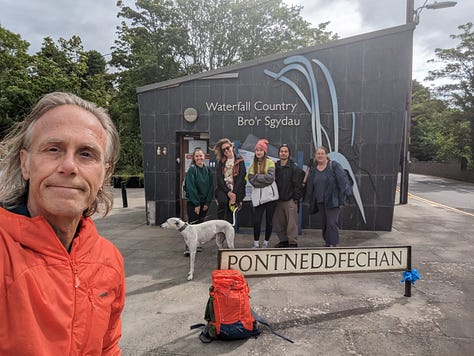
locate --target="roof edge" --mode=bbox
[136,23,415,94]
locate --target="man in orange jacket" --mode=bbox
[0,92,125,355]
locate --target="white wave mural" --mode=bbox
[264,56,366,223]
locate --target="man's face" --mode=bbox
[20,105,108,219]
[279,146,289,160]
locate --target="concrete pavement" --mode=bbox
[94,184,474,355]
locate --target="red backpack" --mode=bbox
[192,269,293,343]
[203,269,260,341]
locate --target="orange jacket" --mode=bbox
[0,207,125,355]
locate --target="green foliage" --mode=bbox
[0,25,115,140]
[110,0,338,174]
[411,80,471,164]
[0,26,35,135]
[175,0,338,70]
[110,0,190,174]
[108,99,143,174]
[426,22,474,163]
[111,0,186,82]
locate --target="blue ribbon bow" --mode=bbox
[400,269,420,285]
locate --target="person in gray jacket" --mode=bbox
[248,139,277,248]
[273,144,303,248]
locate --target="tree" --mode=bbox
[411,80,470,162]
[29,37,85,95]
[0,26,34,137]
[28,35,115,107]
[80,50,115,107]
[110,0,338,174]
[109,0,188,174]
[111,0,186,83]
[1,25,115,142]
[426,22,474,164]
[176,0,338,71]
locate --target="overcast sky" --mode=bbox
[0,0,472,86]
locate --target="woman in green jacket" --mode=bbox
[185,148,214,224]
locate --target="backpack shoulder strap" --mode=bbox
[328,160,336,176]
[190,323,213,343]
[328,160,341,191]
[190,323,206,329]
[251,309,294,343]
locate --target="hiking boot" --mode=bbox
[274,241,289,248]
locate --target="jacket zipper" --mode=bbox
[71,261,80,288]
[69,259,80,355]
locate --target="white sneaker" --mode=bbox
[262,241,269,248]
[252,241,259,249]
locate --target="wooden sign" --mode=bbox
[218,246,411,277]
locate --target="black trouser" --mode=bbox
[184,202,208,252]
[253,200,277,241]
[187,202,208,224]
[217,202,233,224]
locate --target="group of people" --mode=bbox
[182,138,247,255]
[0,92,350,354]
[247,139,302,249]
[185,137,349,250]
[247,141,349,249]
[183,138,247,227]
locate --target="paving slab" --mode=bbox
[93,187,474,356]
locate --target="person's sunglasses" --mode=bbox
[222,145,232,152]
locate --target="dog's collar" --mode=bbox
[178,222,189,232]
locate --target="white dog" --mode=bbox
[160,217,235,280]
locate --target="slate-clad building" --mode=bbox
[136,24,415,231]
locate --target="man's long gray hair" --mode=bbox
[0,92,120,217]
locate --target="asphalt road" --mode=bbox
[405,173,474,215]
